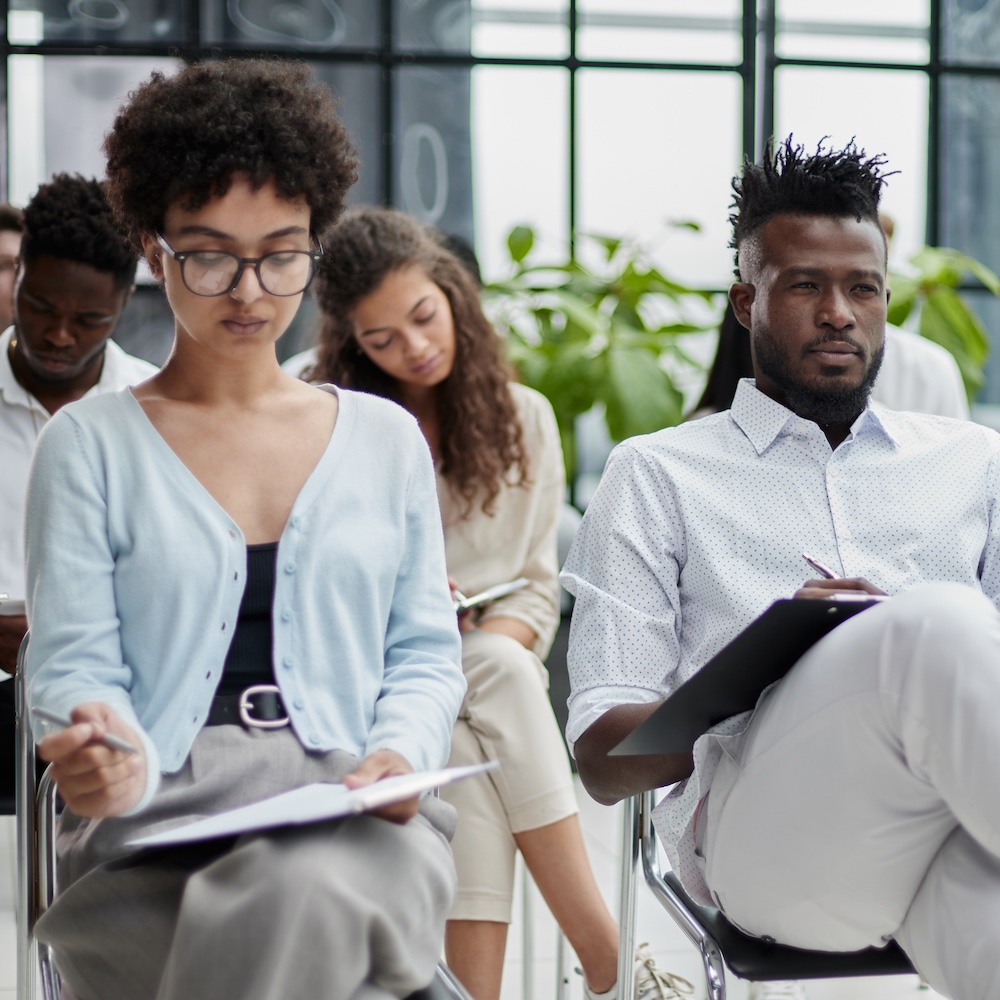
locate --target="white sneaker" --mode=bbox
[747,982,807,1000]
[582,943,695,1000]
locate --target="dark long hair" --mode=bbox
[311,207,528,517]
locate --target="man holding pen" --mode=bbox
[563,137,1000,1000]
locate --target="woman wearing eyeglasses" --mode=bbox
[23,61,465,1000]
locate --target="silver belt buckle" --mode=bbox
[238,684,290,729]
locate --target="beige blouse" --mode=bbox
[438,383,564,660]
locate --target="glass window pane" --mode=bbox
[397,0,569,58]
[471,66,568,279]
[940,75,1000,277]
[8,55,180,207]
[776,0,930,64]
[577,69,743,289]
[202,0,378,48]
[577,0,741,65]
[943,0,1000,66]
[310,64,382,208]
[393,66,474,247]
[9,1,185,45]
[775,67,929,271]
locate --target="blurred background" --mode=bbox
[4,0,1000,440]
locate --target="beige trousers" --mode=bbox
[440,628,579,922]
[703,583,1000,1000]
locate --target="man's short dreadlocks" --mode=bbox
[730,136,892,279]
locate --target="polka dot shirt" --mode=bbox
[561,378,1000,903]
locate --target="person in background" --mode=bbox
[693,213,969,422]
[308,206,690,1000]
[0,174,154,803]
[26,60,465,1000]
[0,204,24,333]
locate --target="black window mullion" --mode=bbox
[380,0,394,208]
[568,0,578,258]
[927,0,941,248]
[741,0,756,163]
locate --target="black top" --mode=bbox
[217,541,278,697]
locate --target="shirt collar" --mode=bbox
[729,377,899,454]
[0,325,33,411]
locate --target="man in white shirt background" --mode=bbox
[0,173,155,802]
[563,138,1000,1000]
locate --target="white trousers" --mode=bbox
[702,583,1000,1000]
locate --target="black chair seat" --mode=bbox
[662,872,915,982]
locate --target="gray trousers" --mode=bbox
[35,726,458,1000]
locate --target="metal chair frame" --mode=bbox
[615,789,915,1000]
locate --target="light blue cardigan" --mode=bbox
[24,385,465,813]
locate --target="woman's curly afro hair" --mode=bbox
[103,59,359,253]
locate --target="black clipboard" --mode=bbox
[610,596,887,756]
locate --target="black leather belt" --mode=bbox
[206,684,290,729]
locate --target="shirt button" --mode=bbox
[290,516,300,528]
[233,572,238,582]
[221,622,227,631]
[284,562,296,574]
[828,467,839,478]
[293,698,305,710]
[282,656,293,669]
[281,609,292,622]
[228,529,236,539]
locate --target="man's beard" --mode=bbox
[752,326,884,426]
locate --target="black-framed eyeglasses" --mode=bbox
[155,233,324,298]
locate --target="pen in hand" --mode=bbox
[802,553,838,580]
[31,707,139,755]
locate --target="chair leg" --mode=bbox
[700,939,727,1000]
[617,795,640,1000]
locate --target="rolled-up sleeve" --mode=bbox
[560,442,683,753]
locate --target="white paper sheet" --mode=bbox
[127,761,498,848]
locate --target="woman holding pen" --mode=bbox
[24,61,465,1000]
[309,207,689,1000]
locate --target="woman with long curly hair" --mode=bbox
[25,62,465,1000]
[310,207,689,1000]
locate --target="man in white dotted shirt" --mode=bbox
[562,138,1000,1000]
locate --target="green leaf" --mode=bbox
[919,288,990,398]
[886,273,918,327]
[668,219,702,232]
[601,346,684,440]
[963,256,1000,297]
[506,226,535,264]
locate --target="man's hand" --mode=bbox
[37,702,146,817]
[0,614,28,674]
[795,577,887,600]
[342,749,419,824]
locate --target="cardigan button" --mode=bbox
[281,609,292,622]
[284,562,296,574]
[293,698,305,710]
[282,656,293,669]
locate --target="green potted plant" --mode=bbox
[485,225,721,484]
[888,246,999,400]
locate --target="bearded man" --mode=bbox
[564,138,1000,1000]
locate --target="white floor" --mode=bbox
[0,790,945,1000]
